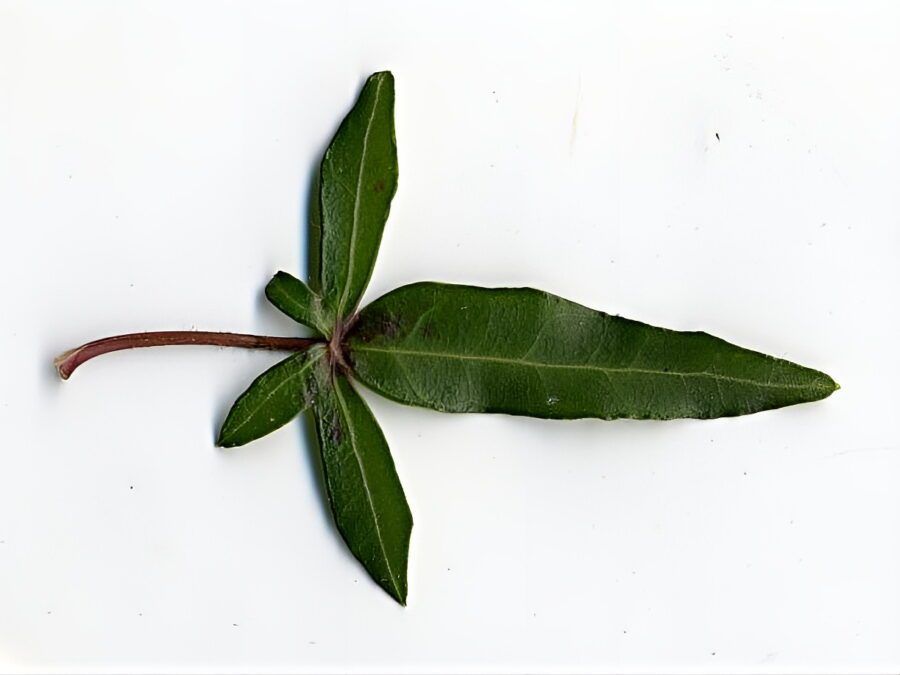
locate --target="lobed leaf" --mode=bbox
[217,345,326,447]
[311,361,412,605]
[346,282,838,420]
[316,71,398,319]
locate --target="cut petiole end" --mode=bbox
[53,347,81,380]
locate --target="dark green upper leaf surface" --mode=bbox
[217,345,326,447]
[265,271,332,335]
[346,283,838,420]
[317,71,397,319]
[312,363,412,605]
[307,169,323,294]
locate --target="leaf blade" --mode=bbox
[318,71,397,319]
[346,282,838,420]
[217,345,326,448]
[265,271,332,335]
[312,364,412,604]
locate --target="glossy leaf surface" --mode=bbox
[265,271,332,335]
[347,283,838,419]
[317,71,397,319]
[312,363,412,604]
[217,345,326,447]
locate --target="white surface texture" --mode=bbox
[2,1,899,673]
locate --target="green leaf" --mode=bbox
[346,282,838,420]
[316,71,398,319]
[217,345,326,448]
[311,362,412,605]
[307,168,323,294]
[265,271,332,335]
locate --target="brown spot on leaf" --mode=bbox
[373,179,386,193]
[382,317,399,339]
[303,380,319,407]
[330,421,343,445]
[351,313,400,343]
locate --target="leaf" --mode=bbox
[265,271,332,335]
[311,362,412,605]
[307,168,323,294]
[316,71,398,319]
[217,345,326,448]
[346,282,838,420]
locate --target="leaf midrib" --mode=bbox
[333,379,403,600]
[223,349,324,440]
[337,76,384,316]
[351,344,826,391]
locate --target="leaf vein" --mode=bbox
[337,77,384,315]
[353,345,822,391]
[224,352,322,439]
[333,380,402,600]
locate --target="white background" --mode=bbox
[1,1,899,673]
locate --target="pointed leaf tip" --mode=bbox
[317,68,398,319]
[347,282,839,421]
[217,346,326,448]
[311,367,412,604]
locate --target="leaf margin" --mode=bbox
[345,281,839,420]
[265,271,332,335]
[317,70,398,320]
[310,360,413,605]
[217,344,327,448]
